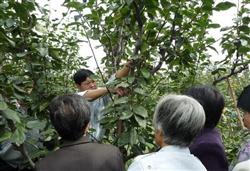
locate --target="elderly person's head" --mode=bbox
[49,94,90,141]
[184,85,224,129]
[153,95,205,147]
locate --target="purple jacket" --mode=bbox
[189,128,229,171]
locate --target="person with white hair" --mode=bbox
[128,94,207,171]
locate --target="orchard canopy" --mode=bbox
[0,0,250,169]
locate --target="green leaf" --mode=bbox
[130,129,137,145]
[0,131,11,142]
[5,18,16,27]
[126,0,134,5]
[239,25,250,34]
[238,46,250,53]
[27,120,46,130]
[37,46,48,57]
[116,82,130,88]
[141,69,150,79]
[0,99,7,110]
[114,97,128,105]
[146,21,158,30]
[133,106,148,118]
[134,88,145,95]
[242,17,250,25]
[208,23,220,28]
[13,2,29,22]
[13,84,27,94]
[0,32,16,47]
[220,26,233,31]
[120,111,133,120]
[127,76,135,84]
[211,68,227,75]
[11,125,26,145]
[16,52,28,57]
[119,6,130,17]
[65,1,85,11]
[214,2,236,11]
[134,115,146,128]
[207,45,219,54]
[2,109,21,123]
[66,21,82,28]
[118,132,130,146]
[39,102,49,112]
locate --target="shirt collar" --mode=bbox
[61,135,91,148]
[159,145,190,154]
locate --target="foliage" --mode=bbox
[0,0,85,169]
[0,0,249,170]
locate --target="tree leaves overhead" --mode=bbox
[0,0,250,168]
[0,0,86,167]
[214,2,236,11]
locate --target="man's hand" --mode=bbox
[115,60,135,79]
[115,87,130,96]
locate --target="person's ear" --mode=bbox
[154,129,164,147]
[84,123,90,135]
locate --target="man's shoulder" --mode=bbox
[35,143,122,170]
[133,152,156,163]
[191,130,224,148]
[88,143,120,153]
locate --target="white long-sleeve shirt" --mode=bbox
[128,145,207,171]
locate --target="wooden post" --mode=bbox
[226,78,245,129]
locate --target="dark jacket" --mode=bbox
[190,128,229,171]
[36,136,125,171]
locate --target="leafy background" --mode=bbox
[0,0,250,169]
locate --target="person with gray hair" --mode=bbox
[128,94,207,171]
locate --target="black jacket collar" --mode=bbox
[61,135,90,148]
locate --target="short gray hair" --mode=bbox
[153,94,205,147]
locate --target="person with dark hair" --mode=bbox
[35,94,125,171]
[73,61,133,140]
[230,84,250,170]
[128,94,206,171]
[184,85,229,171]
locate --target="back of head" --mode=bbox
[237,84,250,113]
[49,94,90,141]
[184,85,224,128]
[73,69,94,85]
[153,94,205,147]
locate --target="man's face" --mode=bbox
[77,77,97,91]
[243,112,250,129]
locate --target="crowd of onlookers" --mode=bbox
[35,84,250,171]
[36,61,250,171]
[1,62,250,171]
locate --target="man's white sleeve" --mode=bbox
[77,91,87,96]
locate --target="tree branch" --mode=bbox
[133,1,143,30]
[150,13,177,75]
[133,1,144,56]
[14,143,35,169]
[226,78,245,129]
[79,15,115,102]
[213,64,248,85]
